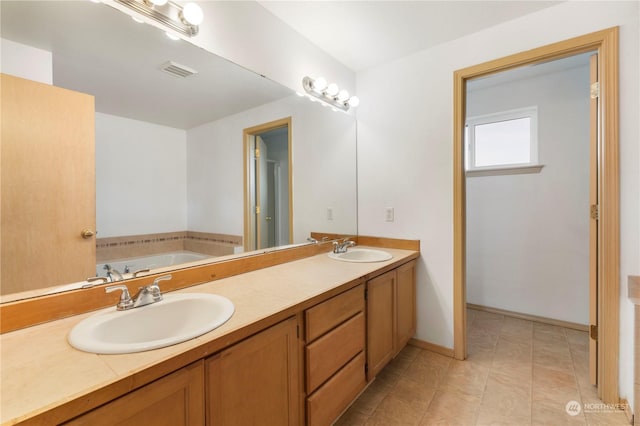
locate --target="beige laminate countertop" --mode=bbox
[0,247,418,425]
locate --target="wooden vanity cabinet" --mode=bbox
[63,361,205,426]
[206,317,299,426]
[366,260,417,381]
[304,284,366,426]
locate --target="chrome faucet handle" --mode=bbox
[106,285,134,310]
[133,268,151,278]
[150,274,172,299]
[134,274,172,307]
[82,276,108,288]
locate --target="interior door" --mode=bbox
[588,53,599,386]
[1,73,96,294]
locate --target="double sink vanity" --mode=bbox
[1,241,419,425]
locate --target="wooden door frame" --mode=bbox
[243,117,293,251]
[453,28,619,403]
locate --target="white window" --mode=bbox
[466,107,541,176]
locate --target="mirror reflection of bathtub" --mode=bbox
[96,251,211,279]
[44,251,212,295]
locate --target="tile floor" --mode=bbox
[335,309,631,425]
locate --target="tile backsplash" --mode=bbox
[96,231,242,261]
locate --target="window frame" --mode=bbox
[465,106,540,175]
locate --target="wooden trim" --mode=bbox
[453,66,467,361]
[589,52,599,386]
[453,27,619,403]
[408,338,454,358]
[467,303,589,332]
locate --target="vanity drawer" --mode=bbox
[306,311,365,393]
[306,351,366,426]
[305,284,364,342]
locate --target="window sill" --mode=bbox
[466,164,544,177]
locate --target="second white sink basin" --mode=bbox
[68,293,234,354]
[329,248,393,263]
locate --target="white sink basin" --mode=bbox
[328,248,393,263]
[68,293,234,354]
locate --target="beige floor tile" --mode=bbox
[439,359,489,397]
[494,338,532,362]
[349,379,394,416]
[532,364,579,399]
[419,390,482,426]
[471,319,504,337]
[392,377,437,407]
[532,397,587,425]
[485,369,531,400]
[334,405,370,426]
[337,311,617,426]
[368,394,427,426]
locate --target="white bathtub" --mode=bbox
[97,251,211,278]
[43,251,211,295]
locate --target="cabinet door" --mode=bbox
[366,270,395,381]
[395,260,417,355]
[206,317,299,426]
[1,73,96,294]
[64,361,204,426]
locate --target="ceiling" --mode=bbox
[258,1,562,72]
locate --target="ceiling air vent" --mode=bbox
[159,61,197,78]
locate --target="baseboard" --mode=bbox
[467,303,589,332]
[620,398,633,425]
[409,338,454,358]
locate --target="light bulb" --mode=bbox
[337,90,349,102]
[326,83,339,96]
[347,96,360,107]
[312,77,327,93]
[181,2,204,26]
[150,0,168,5]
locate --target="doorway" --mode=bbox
[243,117,292,251]
[453,28,620,403]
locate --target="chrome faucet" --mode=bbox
[105,274,172,311]
[103,264,123,282]
[333,238,356,254]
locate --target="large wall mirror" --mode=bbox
[1,1,357,302]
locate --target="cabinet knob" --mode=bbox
[81,229,95,239]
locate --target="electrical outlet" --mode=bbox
[327,207,334,221]
[385,207,394,222]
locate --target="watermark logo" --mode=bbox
[565,401,582,416]
[565,400,629,416]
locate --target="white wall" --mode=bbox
[187,95,357,243]
[466,64,590,325]
[95,113,187,237]
[356,0,638,408]
[0,38,52,84]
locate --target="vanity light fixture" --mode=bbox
[302,76,360,111]
[113,0,203,37]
